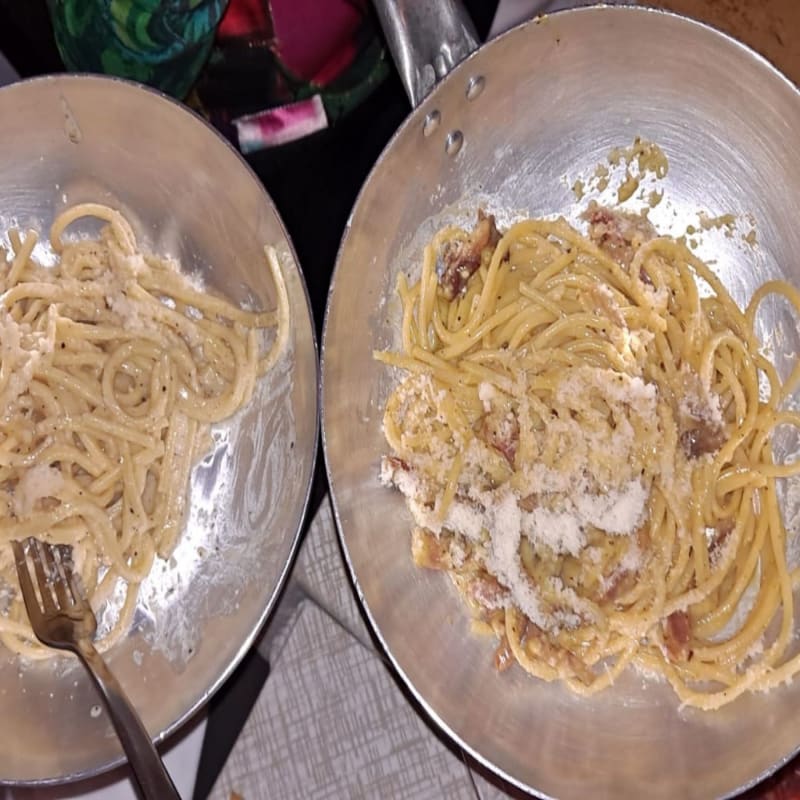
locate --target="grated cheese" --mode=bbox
[13,464,64,517]
[478,381,501,413]
[486,489,547,627]
[522,478,647,557]
[0,307,57,411]
[523,506,586,556]
[443,500,484,541]
[555,365,658,412]
[384,361,669,633]
[449,538,467,569]
[573,479,648,536]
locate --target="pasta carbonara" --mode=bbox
[0,203,289,658]
[377,205,800,710]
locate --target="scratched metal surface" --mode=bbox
[0,75,318,784]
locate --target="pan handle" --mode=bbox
[373,0,480,109]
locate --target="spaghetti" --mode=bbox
[0,203,289,658]
[377,208,800,710]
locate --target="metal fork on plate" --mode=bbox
[11,537,181,800]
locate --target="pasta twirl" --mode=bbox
[0,203,289,658]
[377,208,800,710]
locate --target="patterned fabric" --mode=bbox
[46,0,388,147]
[47,0,229,98]
[194,0,389,148]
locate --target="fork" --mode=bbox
[11,537,181,800]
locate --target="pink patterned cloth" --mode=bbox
[234,95,328,152]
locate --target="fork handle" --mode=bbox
[75,638,182,800]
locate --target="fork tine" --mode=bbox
[41,542,71,609]
[10,540,43,625]
[59,551,89,612]
[28,538,57,613]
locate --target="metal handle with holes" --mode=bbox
[373,0,479,108]
[74,639,181,800]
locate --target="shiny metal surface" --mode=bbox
[373,0,479,107]
[322,7,800,799]
[0,75,318,784]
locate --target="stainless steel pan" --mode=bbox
[0,75,318,785]
[322,5,800,798]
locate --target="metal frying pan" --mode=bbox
[322,4,800,798]
[0,75,318,784]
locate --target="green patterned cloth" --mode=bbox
[47,0,229,98]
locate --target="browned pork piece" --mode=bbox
[439,209,502,299]
[583,203,657,270]
[663,610,692,662]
